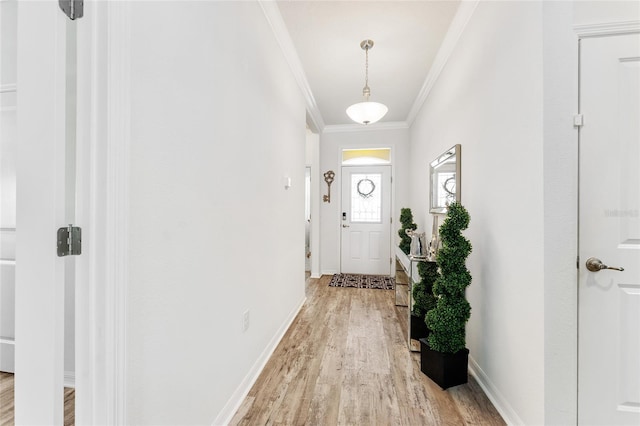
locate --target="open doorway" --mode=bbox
[305,125,320,279]
[339,148,393,276]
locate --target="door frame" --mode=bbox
[574,20,640,425]
[74,1,130,423]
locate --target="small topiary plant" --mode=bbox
[412,261,438,319]
[426,202,472,354]
[398,208,417,255]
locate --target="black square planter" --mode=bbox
[410,314,430,341]
[419,338,469,390]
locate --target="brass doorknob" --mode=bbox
[585,257,624,272]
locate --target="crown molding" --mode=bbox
[323,121,409,134]
[406,0,479,126]
[574,20,640,38]
[259,1,325,132]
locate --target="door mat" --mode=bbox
[329,273,394,290]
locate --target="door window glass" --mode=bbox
[350,173,382,223]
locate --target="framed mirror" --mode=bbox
[429,144,461,214]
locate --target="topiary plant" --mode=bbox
[412,261,438,319]
[398,208,417,255]
[426,202,472,354]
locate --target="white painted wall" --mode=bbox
[574,0,640,25]
[409,1,638,424]
[319,127,410,275]
[127,2,306,424]
[542,2,579,425]
[410,2,545,424]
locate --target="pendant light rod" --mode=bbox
[361,39,373,100]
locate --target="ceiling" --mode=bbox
[276,1,461,129]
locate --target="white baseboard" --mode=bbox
[468,356,523,425]
[64,371,75,388]
[321,269,338,276]
[212,296,307,426]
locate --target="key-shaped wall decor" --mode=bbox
[323,170,335,203]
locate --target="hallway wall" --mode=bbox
[319,127,410,275]
[127,2,306,424]
[409,1,637,424]
[410,2,547,424]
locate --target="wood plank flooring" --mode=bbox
[230,275,505,425]
[0,372,74,426]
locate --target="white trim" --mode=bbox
[0,259,15,265]
[468,356,522,426]
[0,83,17,93]
[213,296,307,426]
[106,2,130,423]
[574,21,640,38]
[406,0,479,125]
[64,371,75,389]
[0,336,15,345]
[323,121,409,134]
[258,1,325,132]
[75,1,130,423]
[0,106,16,113]
[321,269,338,276]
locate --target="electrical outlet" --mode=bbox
[242,310,250,332]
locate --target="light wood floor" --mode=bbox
[230,275,505,425]
[0,372,74,426]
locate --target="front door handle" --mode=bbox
[342,224,350,228]
[585,257,624,272]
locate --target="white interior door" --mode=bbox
[579,32,640,425]
[12,1,72,423]
[0,0,18,374]
[340,165,391,275]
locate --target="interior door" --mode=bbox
[578,33,640,425]
[0,0,18,374]
[12,1,73,423]
[340,165,391,275]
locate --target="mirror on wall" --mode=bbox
[429,144,461,214]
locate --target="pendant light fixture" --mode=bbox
[346,39,388,125]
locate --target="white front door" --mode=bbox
[579,32,640,425]
[340,165,391,275]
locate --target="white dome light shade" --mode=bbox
[346,101,388,125]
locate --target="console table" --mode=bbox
[395,247,427,352]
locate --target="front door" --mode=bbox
[578,32,640,425]
[340,165,391,276]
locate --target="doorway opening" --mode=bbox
[340,148,392,276]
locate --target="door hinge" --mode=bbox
[59,0,83,20]
[57,225,82,257]
[573,114,584,127]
